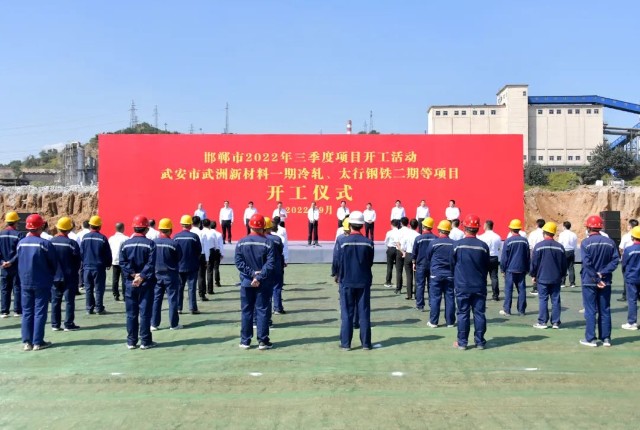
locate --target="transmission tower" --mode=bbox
[189,124,195,134]
[153,105,159,129]
[369,110,374,132]
[224,102,230,134]
[129,100,138,128]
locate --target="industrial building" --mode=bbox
[427,84,640,167]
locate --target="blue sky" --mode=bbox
[1,1,639,162]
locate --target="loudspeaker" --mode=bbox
[600,211,621,246]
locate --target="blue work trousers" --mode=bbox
[503,272,527,315]
[21,287,51,346]
[626,283,639,324]
[51,282,77,329]
[125,282,154,347]
[582,284,612,342]
[179,271,198,312]
[339,286,371,349]
[84,268,106,313]
[455,290,486,348]
[151,277,180,329]
[536,282,561,325]
[415,266,429,310]
[1,270,21,314]
[429,276,455,326]
[240,285,272,345]
[272,274,284,312]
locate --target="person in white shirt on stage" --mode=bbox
[363,203,376,241]
[445,200,460,221]
[558,221,578,288]
[243,201,258,236]
[307,201,320,246]
[336,200,350,228]
[219,201,234,244]
[383,220,400,288]
[528,218,545,295]
[146,219,160,240]
[272,201,288,228]
[194,203,207,220]
[390,200,406,224]
[618,219,638,302]
[478,220,502,301]
[416,200,430,234]
[449,219,464,241]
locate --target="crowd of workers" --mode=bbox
[0,200,639,351]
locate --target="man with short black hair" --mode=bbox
[478,220,502,301]
[394,217,410,295]
[449,219,464,241]
[558,221,578,288]
[219,201,234,244]
[108,223,128,301]
[244,202,258,236]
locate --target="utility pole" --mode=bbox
[164,122,168,132]
[224,102,229,134]
[129,100,138,128]
[369,110,374,133]
[153,105,159,129]
[189,124,194,134]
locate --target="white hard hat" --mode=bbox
[349,211,365,225]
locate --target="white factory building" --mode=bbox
[427,84,604,167]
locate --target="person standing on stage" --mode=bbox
[244,201,258,236]
[363,203,376,241]
[445,200,460,222]
[219,201,234,244]
[478,220,502,301]
[307,201,320,246]
[337,200,350,229]
[416,200,430,234]
[272,201,288,228]
[390,200,406,225]
[194,203,207,220]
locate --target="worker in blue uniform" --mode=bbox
[151,218,183,331]
[80,215,112,315]
[500,219,530,317]
[333,211,375,351]
[235,213,276,350]
[621,226,640,331]
[174,215,202,315]
[50,216,82,331]
[530,222,567,329]
[450,214,490,350]
[424,220,455,327]
[1,211,25,318]
[120,215,157,350]
[412,217,437,312]
[580,215,619,347]
[16,214,57,351]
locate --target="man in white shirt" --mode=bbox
[558,220,578,288]
[146,219,160,240]
[40,222,53,240]
[191,217,209,301]
[445,200,461,221]
[243,201,258,236]
[478,220,502,301]
[416,200,430,234]
[76,220,90,244]
[208,220,224,287]
[201,218,218,294]
[618,219,638,301]
[383,220,400,288]
[108,222,128,301]
[307,201,320,246]
[400,219,420,300]
[193,203,207,220]
[272,201,288,228]
[449,219,464,241]
[528,218,545,295]
[390,200,406,223]
[219,201,234,244]
[336,200,350,228]
[273,216,289,266]
[363,202,376,241]
[394,217,411,294]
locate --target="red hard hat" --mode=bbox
[586,215,603,230]
[248,213,265,229]
[463,214,481,229]
[25,214,45,230]
[132,214,150,228]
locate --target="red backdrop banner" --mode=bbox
[98,134,524,240]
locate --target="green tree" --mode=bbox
[580,142,640,184]
[524,162,549,186]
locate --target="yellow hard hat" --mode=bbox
[542,222,557,235]
[631,226,640,240]
[508,219,523,230]
[422,217,434,229]
[56,216,73,231]
[158,218,173,230]
[180,215,193,225]
[4,211,19,223]
[437,220,452,232]
[264,216,273,229]
[89,215,102,227]
[342,217,350,231]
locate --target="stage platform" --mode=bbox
[221,241,388,264]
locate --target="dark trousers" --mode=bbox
[395,251,405,292]
[207,249,221,292]
[125,282,154,347]
[537,282,562,325]
[245,219,251,236]
[221,220,232,243]
[307,221,318,244]
[562,250,576,286]
[151,276,180,329]
[272,272,285,312]
[626,283,639,324]
[179,271,198,312]
[455,291,487,348]
[429,277,455,326]
[385,247,396,284]
[111,265,125,299]
[418,218,424,234]
[365,222,374,241]
[404,252,414,299]
[489,256,500,299]
[197,254,207,298]
[504,272,527,315]
[51,281,77,329]
[0,269,21,314]
[21,287,50,346]
[84,268,106,313]
[415,265,429,309]
[339,286,371,349]
[582,284,612,342]
[240,285,272,345]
